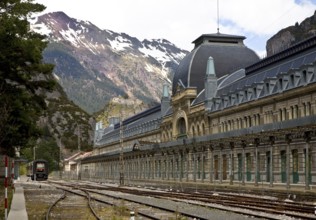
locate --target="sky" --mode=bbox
[34,0,316,57]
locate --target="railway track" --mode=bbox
[49,180,316,220]
[119,187,316,219]
[45,188,102,220]
[49,180,267,220]
[48,181,207,219]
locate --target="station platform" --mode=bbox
[8,176,28,220]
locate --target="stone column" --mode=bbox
[219,144,223,184]
[146,154,149,179]
[166,153,170,180]
[186,150,190,181]
[304,131,312,190]
[202,151,205,183]
[241,141,246,185]
[286,134,292,189]
[209,146,214,183]
[140,155,143,179]
[193,152,197,182]
[151,154,154,180]
[229,142,234,185]
[188,150,193,181]
[179,151,183,182]
[173,153,176,181]
[254,138,260,186]
[269,136,275,187]
[131,158,134,180]
[162,156,166,180]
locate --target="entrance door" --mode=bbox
[281,150,287,183]
[238,153,242,181]
[222,155,227,180]
[246,153,251,181]
[266,152,270,182]
[304,149,312,184]
[202,156,206,180]
[197,157,201,179]
[292,150,299,184]
[214,155,219,180]
[257,152,261,182]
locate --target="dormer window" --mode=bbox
[302,70,307,84]
[265,82,269,95]
[290,75,294,87]
[279,78,283,90]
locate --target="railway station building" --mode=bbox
[81,32,316,190]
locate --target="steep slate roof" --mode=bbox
[172,33,260,95]
[217,35,316,97]
[96,105,162,147]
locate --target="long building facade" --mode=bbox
[82,33,316,190]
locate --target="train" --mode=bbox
[27,159,49,181]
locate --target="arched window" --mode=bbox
[283,108,287,120]
[248,116,252,127]
[304,102,311,116]
[307,102,312,115]
[202,123,205,135]
[244,116,248,128]
[257,114,261,125]
[192,126,196,136]
[177,117,186,138]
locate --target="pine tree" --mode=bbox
[0,0,55,156]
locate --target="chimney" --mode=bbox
[205,56,217,110]
[161,84,170,117]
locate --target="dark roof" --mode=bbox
[192,33,246,47]
[97,105,162,145]
[217,42,316,96]
[246,34,316,74]
[114,105,161,129]
[172,33,259,96]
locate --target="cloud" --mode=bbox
[219,0,316,35]
[35,0,316,53]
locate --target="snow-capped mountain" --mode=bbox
[30,12,188,113]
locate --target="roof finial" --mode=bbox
[217,0,220,34]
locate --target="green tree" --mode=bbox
[0,0,55,156]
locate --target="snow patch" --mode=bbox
[109,36,132,51]
[140,45,171,63]
[59,27,80,47]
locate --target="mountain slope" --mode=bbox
[30,12,188,114]
[266,11,316,56]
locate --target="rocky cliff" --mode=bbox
[266,11,316,56]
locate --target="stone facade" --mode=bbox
[81,33,316,190]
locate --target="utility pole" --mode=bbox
[119,110,124,186]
